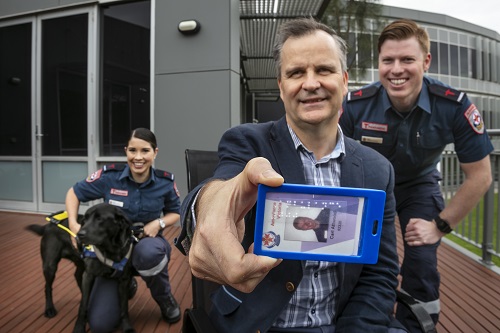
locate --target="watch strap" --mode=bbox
[434,215,453,234]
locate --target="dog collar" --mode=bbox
[83,243,133,272]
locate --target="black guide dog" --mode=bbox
[73,202,136,333]
[26,212,85,318]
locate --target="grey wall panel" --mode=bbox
[154,71,235,201]
[153,0,240,201]
[154,0,239,75]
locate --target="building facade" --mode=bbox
[0,1,498,213]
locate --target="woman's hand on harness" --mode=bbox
[143,220,161,238]
[68,216,81,249]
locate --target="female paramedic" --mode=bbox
[66,127,181,332]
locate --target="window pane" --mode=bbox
[459,46,468,77]
[42,161,88,203]
[372,33,379,68]
[0,161,32,201]
[450,44,458,76]
[41,14,88,156]
[429,41,438,73]
[471,49,477,79]
[346,32,356,71]
[439,42,449,75]
[358,33,372,68]
[101,1,151,156]
[0,23,32,156]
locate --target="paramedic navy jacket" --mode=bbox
[339,76,493,187]
[72,163,180,222]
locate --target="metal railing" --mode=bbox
[440,129,500,266]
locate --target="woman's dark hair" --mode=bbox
[128,128,157,150]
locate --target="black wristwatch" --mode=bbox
[434,215,453,234]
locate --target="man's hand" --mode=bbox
[188,157,284,293]
[404,218,443,246]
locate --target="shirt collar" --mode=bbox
[287,124,346,161]
[382,79,432,115]
[120,164,155,185]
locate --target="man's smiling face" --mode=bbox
[278,30,348,130]
[378,36,431,112]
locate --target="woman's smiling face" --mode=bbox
[125,137,158,182]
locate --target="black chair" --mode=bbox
[182,149,436,333]
[183,149,220,333]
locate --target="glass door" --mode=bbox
[0,7,97,213]
[36,8,97,213]
[0,18,35,211]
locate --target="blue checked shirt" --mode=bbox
[272,125,345,329]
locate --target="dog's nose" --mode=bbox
[77,229,87,241]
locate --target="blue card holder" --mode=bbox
[253,183,386,264]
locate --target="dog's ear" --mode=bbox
[81,203,100,226]
[112,208,132,247]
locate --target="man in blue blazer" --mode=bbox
[176,18,404,333]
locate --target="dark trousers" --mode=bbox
[395,172,444,333]
[87,235,172,333]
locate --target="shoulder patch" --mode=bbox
[155,169,174,181]
[174,182,180,197]
[347,85,378,102]
[464,104,485,134]
[103,163,126,172]
[86,169,103,183]
[429,84,465,103]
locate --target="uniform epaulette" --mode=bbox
[103,163,126,172]
[155,169,174,181]
[428,84,465,103]
[346,85,379,102]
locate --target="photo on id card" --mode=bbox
[254,184,386,263]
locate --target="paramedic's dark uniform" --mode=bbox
[340,76,493,332]
[73,163,180,331]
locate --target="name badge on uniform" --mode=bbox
[111,188,128,196]
[361,136,383,144]
[108,199,124,207]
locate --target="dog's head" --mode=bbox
[77,203,132,252]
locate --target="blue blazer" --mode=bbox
[177,117,400,333]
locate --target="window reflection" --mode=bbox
[0,23,32,156]
[450,44,458,77]
[429,41,438,74]
[41,14,88,156]
[459,46,468,77]
[439,42,449,75]
[100,1,151,156]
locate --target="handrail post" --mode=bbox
[481,158,495,266]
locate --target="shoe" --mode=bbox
[128,277,138,300]
[158,293,181,323]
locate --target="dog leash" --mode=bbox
[46,211,77,238]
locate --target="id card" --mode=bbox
[253,184,386,263]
